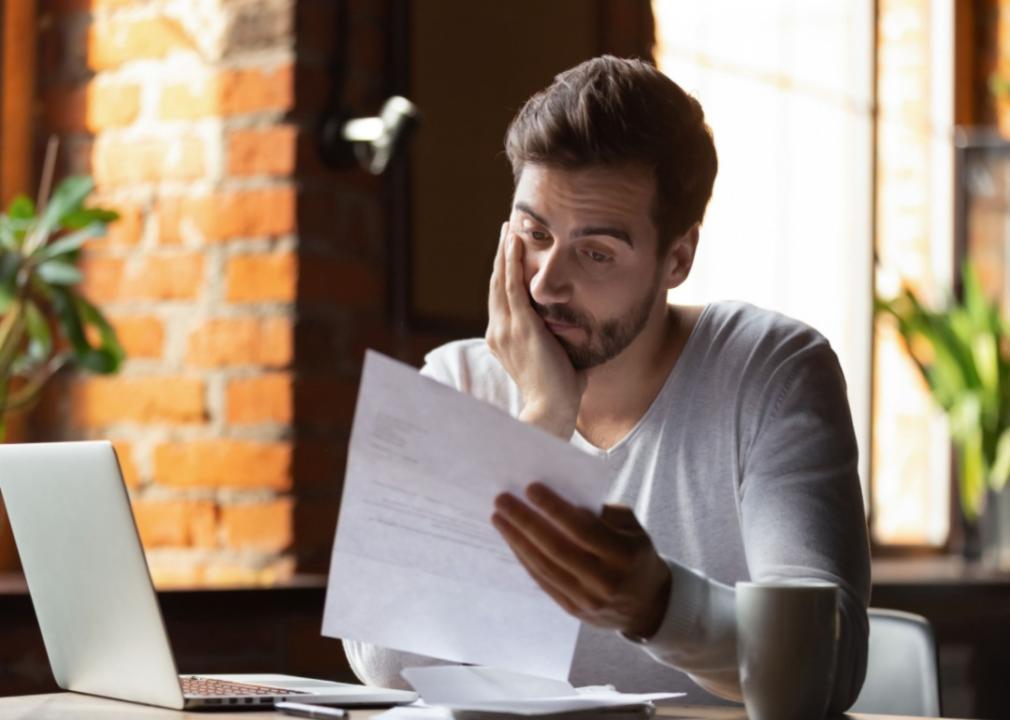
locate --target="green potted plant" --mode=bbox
[876,264,1010,563]
[0,174,125,441]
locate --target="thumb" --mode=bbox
[601,503,642,531]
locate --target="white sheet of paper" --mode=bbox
[322,351,612,680]
[401,666,576,704]
[398,666,684,718]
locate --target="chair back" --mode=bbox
[850,608,940,717]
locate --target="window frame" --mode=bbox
[0,0,37,207]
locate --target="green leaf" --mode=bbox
[949,394,982,441]
[51,288,124,375]
[36,260,83,286]
[991,428,1010,493]
[35,223,105,262]
[0,298,27,379]
[0,284,13,314]
[6,195,35,220]
[23,299,52,363]
[962,264,990,329]
[959,430,987,521]
[0,216,17,252]
[33,176,94,244]
[60,207,119,230]
[73,294,124,373]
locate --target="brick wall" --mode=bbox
[19,0,431,586]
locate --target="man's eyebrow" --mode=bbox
[514,202,549,227]
[572,225,632,247]
[513,202,633,247]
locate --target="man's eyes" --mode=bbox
[520,228,614,265]
[583,249,614,264]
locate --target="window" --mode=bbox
[653,0,875,503]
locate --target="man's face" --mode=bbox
[509,164,666,370]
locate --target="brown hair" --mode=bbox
[505,55,717,254]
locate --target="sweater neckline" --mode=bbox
[571,303,712,458]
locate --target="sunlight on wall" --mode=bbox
[653,0,875,504]
[871,0,953,545]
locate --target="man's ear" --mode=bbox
[661,224,699,291]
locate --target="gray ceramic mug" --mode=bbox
[735,581,839,720]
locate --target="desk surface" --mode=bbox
[0,693,966,720]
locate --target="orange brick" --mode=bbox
[132,499,217,548]
[146,563,205,589]
[111,440,141,488]
[203,188,296,240]
[107,315,165,358]
[70,376,206,426]
[120,254,204,300]
[153,440,293,490]
[155,196,190,245]
[93,137,205,187]
[226,373,293,425]
[227,126,297,177]
[159,65,294,120]
[226,251,297,302]
[219,498,293,552]
[157,188,295,244]
[202,557,295,587]
[45,82,141,133]
[186,316,293,368]
[87,16,195,70]
[78,254,125,302]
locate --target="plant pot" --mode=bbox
[981,488,1010,571]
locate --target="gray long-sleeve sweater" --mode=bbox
[343,301,870,712]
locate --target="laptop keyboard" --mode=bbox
[180,676,304,698]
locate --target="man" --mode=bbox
[345,55,870,711]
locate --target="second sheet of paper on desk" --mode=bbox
[322,351,612,680]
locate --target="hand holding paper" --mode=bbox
[492,485,672,639]
[322,351,612,679]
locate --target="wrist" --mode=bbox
[623,564,673,643]
[518,400,577,439]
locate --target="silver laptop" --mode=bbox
[0,440,417,710]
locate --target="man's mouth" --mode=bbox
[543,319,580,335]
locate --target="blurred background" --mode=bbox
[1,0,1009,717]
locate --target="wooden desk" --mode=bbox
[0,693,970,720]
[0,564,1000,718]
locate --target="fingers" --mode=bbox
[526,484,638,562]
[488,221,510,322]
[494,492,620,597]
[492,511,583,614]
[600,503,644,531]
[504,226,539,323]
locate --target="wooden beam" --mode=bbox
[953,0,976,127]
[0,0,37,208]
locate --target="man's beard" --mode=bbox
[530,276,661,370]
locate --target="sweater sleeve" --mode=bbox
[633,343,871,713]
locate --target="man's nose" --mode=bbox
[528,245,573,306]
